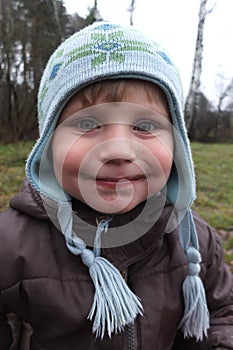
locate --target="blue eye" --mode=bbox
[76,119,100,131]
[133,121,158,133]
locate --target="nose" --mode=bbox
[98,125,136,164]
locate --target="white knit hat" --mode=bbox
[26,21,209,340]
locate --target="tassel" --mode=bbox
[64,214,143,339]
[178,210,209,340]
[178,246,209,341]
[87,254,143,338]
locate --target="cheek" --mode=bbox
[52,138,84,186]
[146,137,173,176]
[62,151,81,176]
[157,145,173,172]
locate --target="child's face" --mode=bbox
[52,81,173,214]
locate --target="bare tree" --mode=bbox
[93,0,102,21]
[52,0,63,40]
[184,0,216,139]
[0,0,18,141]
[215,78,233,141]
[0,0,69,143]
[128,0,136,26]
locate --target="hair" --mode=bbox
[68,78,169,110]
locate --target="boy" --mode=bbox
[0,21,232,349]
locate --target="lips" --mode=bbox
[95,175,146,189]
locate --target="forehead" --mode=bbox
[59,79,170,123]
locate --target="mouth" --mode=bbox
[95,176,146,189]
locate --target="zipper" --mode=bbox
[121,269,136,350]
[127,322,135,350]
[96,218,136,348]
[97,222,136,348]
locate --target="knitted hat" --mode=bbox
[26,22,209,340]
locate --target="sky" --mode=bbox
[63,0,233,104]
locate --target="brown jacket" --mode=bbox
[0,180,232,350]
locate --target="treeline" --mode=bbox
[190,92,233,143]
[0,0,96,143]
[0,0,232,143]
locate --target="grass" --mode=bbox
[0,142,34,210]
[191,143,233,268]
[191,143,233,230]
[0,141,232,266]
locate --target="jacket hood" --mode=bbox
[10,179,48,221]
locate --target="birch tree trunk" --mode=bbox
[128,0,136,26]
[184,0,212,139]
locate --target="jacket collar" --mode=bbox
[11,179,176,271]
[73,194,176,271]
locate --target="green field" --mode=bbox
[191,143,233,230]
[0,141,232,266]
[0,141,34,210]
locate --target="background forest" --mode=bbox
[0,0,233,143]
[0,0,97,142]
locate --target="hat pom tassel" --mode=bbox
[179,246,209,341]
[84,253,143,338]
[65,214,143,339]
